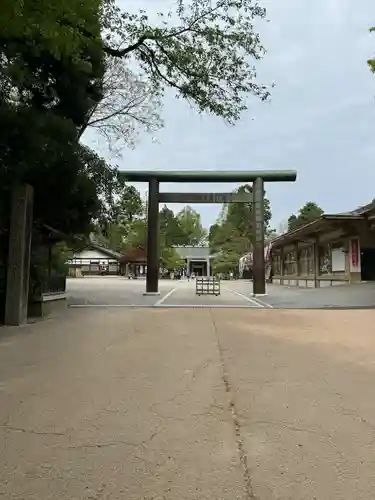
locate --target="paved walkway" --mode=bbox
[1,307,375,499]
[67,277,375,309]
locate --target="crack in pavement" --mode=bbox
[249,420,319,435]
[148,356,215,415]
[0,424,65,436]
[0,421,161,452]
[67,429,160,451]
[209,310,257,500]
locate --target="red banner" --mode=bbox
[351,238,359,268]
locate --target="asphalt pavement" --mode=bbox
[67,277,266,308]
[67,276,375,309]
[1,305,375,499]
[233,281,375,309]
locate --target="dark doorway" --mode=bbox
[361,248,375,281]
[242,268,253,279]
[186,261,207,276]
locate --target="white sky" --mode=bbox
[83,0,375,230]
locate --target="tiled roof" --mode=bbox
[348,199,375,216]
[174,246,210,259]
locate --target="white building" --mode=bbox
[67,243,121,276]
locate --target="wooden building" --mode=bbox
[68,243,121,276]
[270,201,375,287]
[119,246,147,276]
[174,246,214,276]
[118,246,215,277]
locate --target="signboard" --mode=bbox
[253,179,264,246]
[158,192,253,204]
[349,237,361,273]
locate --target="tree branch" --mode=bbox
[139,45,185,92]
[105,36,148,57]
[103,2,224,57]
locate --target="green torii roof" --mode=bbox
[119,170,297,183]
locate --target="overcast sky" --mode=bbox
[84,0,375,230]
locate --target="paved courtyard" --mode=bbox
[67,277,269,308]
[67,276,375,309]
[1,305,375,499]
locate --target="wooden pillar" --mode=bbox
[145,178,160,295]
[252,177,266,295]
[295,242,299,276]
[313,239,320,288]
[5,184,34,325]
[206,258,210,277]
[48,242,52,277]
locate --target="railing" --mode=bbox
[42,275,66,294]
[31,275,66,299]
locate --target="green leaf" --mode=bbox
[287,202,324,231]
[103,0,270,122]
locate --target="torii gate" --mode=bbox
[120,170,297,296]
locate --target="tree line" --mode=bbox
[90,183,207,270]
[207,192,325,275]
[0,0,271,243]
[207,184,272,274]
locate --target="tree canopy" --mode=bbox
[160,247,185,272]
[159,206,184,247]
[93,182,147,252]
[287,202,324,232]
[92,193,209,261]
[102,0,270,123]
[0,0,109,237]
[1,0,104,126]
[1,0,270,246]
[209,184,272,274]
[79,56,163,154]
[176,206,208,246]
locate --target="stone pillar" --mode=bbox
[5,184,34,326]
[206,258,210,277]
[252,177,266,295]
[145,178,160,295]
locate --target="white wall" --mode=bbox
[331,248,346,272]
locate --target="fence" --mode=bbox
[31,275,66,299]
